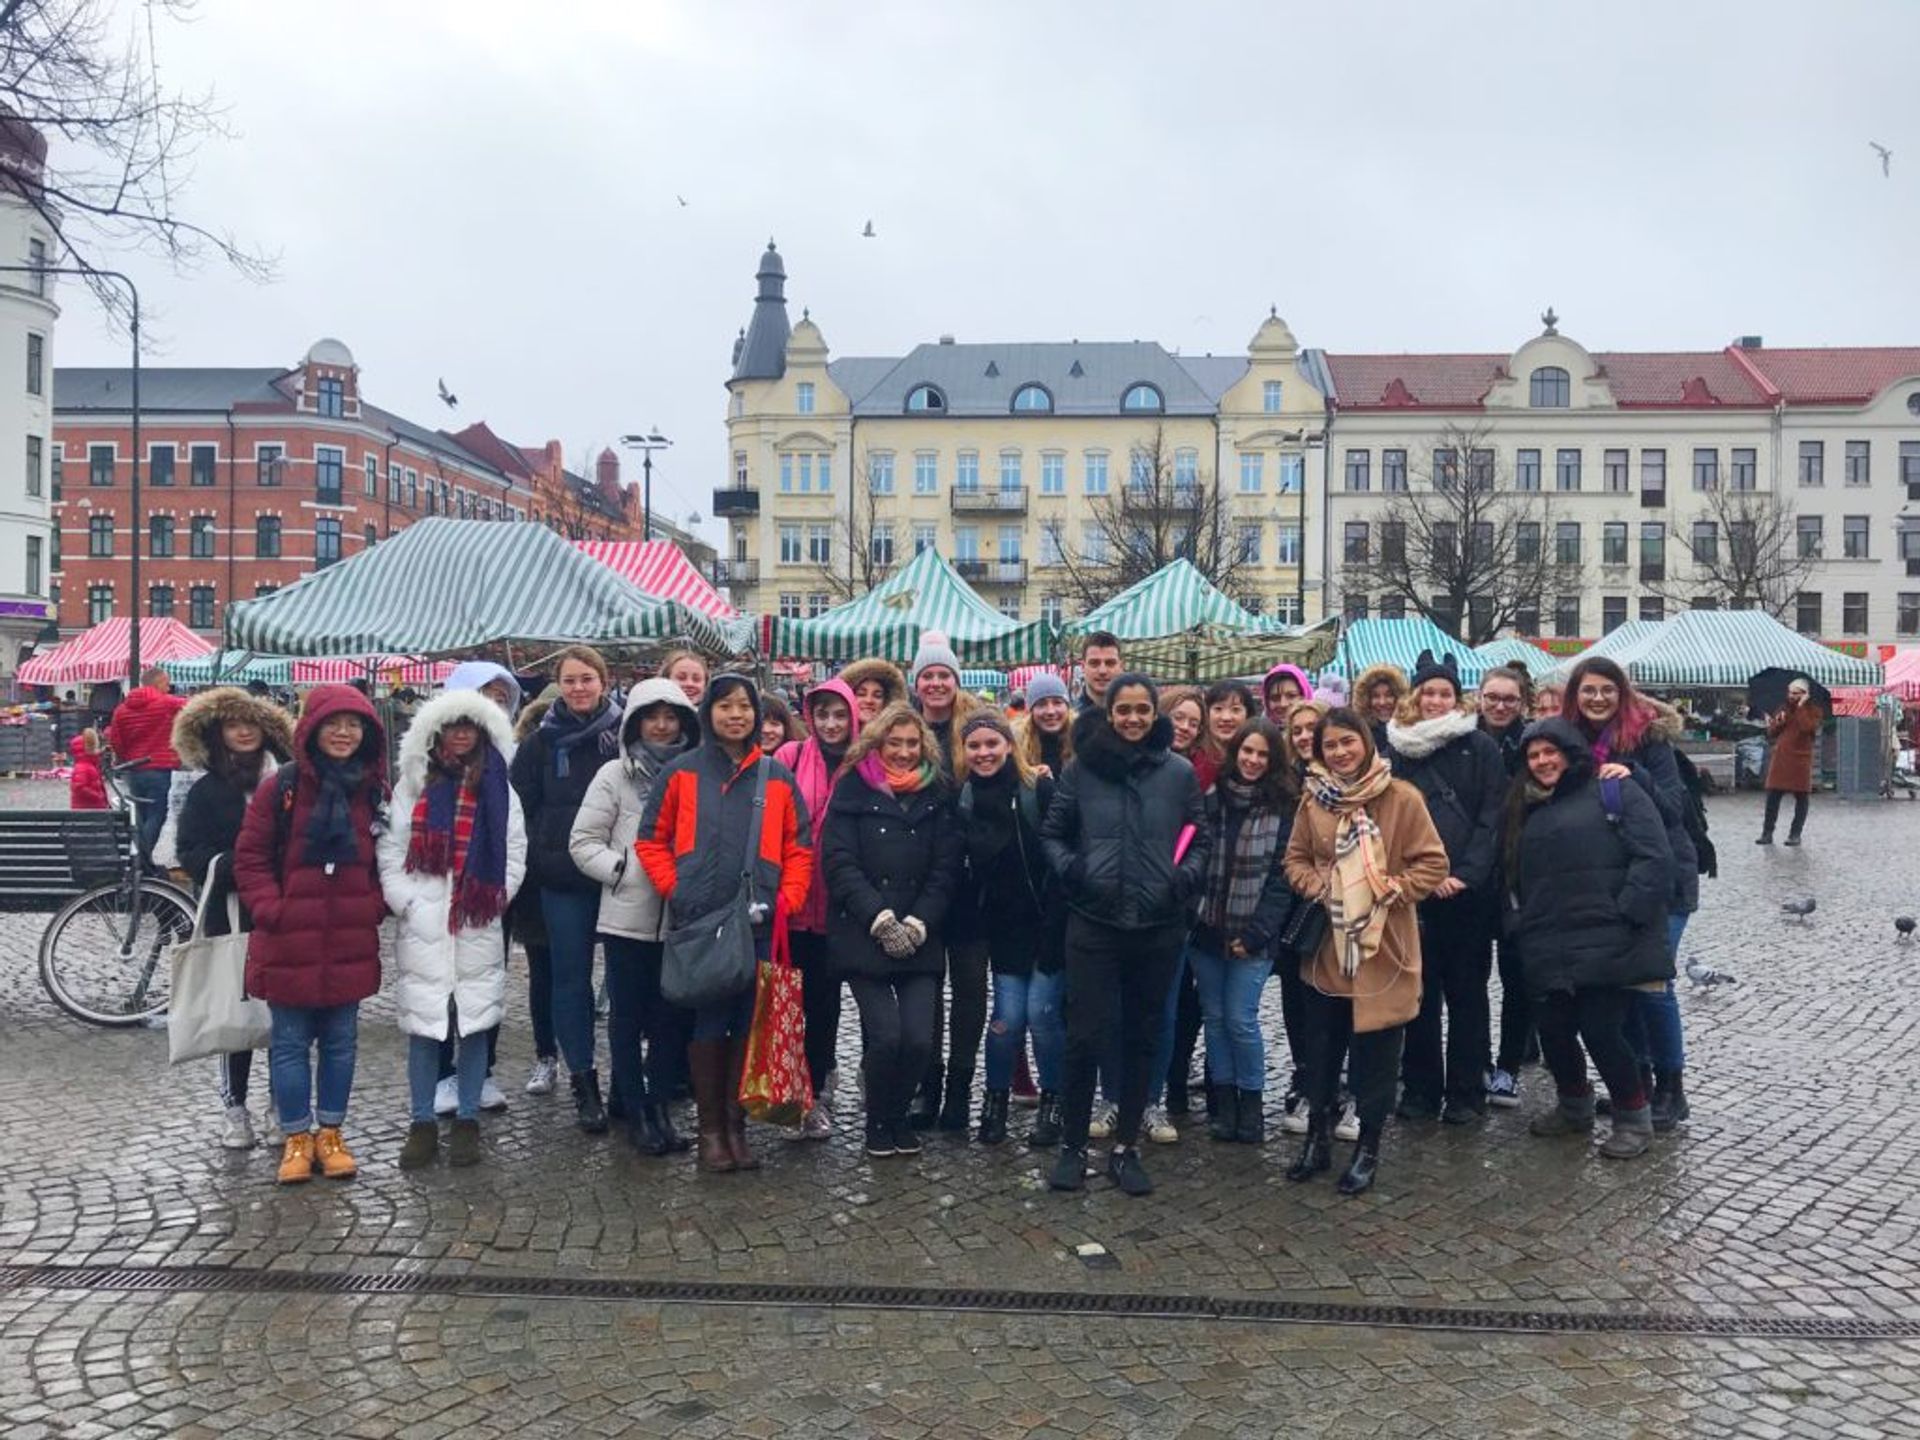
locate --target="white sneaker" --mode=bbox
[525,1056,558,1096]
[219,1105,255,1150]
[1142,1105,1178,1144]
[1333,1099,1360,1143]
[479,1077,508,1113]
[433,1076,459,1117]
[1087,1102,1116,1140]
[261,1108,283,1146]
[1279,1089,1310,1136]
[1486,1068,1522,1109]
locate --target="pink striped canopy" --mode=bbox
[1884,648,1920,702]
[575,541,736,619]
[291,656,455,686]
[1008,664,1071,693]
[18,617,215,686]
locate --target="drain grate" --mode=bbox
[0,1263,1912,1342]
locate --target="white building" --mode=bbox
[0,110,57,675]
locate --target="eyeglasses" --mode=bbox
[1577,685,1619,701]
[1481,694,1523,708]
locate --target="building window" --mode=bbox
[141,443,175,488]
[1174,449,1198,487]
[1842,592,1869,635]
[1898,593,1919,636]
[732,451,749,488]
[1120,383,1162,413]
[1529,366,1570,407]
[1554,521,1581,565]
[778,524,802,565]
[190,515,215,558]
[1279,455,1304,494]
[1798,440,1824,487]
[363,455,378,496]
[1343,521,1369,564]
[1376,520,1403,565]
[1513,595,1540,634]
[1012,384,1052,413]
[254,582,278,598]
[314,446,345,505]
[183,444,213,487]
[1604,449,1629,493]
[88,584,113,624]
[189,585,215,629]
[1901,441,1920,491]
[1796,515,1823,559]
[49,524,57,572]
[88,514,113,556]
[90,443,114,486]
[258,444,285,486]
[25,534,40,594]
[147,583,174,619]
[806,592,830,618]
[1795,591,1821,634]
[1554,448,1581,491]
[1433,522,1458,563]
[1277,520,1302,566]
[1729,447,1757,492]
[807,524,831,566]
[315,375,344,418]
[1843,514,1870,559]
[1235,522,1261,564]
[1602,521,1627,567]
[1380,449,1406,493]
[1344,449,1370,492]
[867,452,895,495]
[1845,440,1870,486]
[998,524,1022,563]
[1083,452,1108,495]
[795,381,815,415]
[1081,525,1108,563]
[1515,449,1540,492]
[778,454,792,493]
[315,517,341,568]
[817,452,836,495]
[1641,449,1666,502]
[953,525,979,562]
[1040,594,1064,626]
[1640,522,1665,576]
[905,384,945,413]
[1269,595,1299,625]
[1342,593,1369,622]
[997,450,1022,490]
[148,515,175,557]
[1730,520,1757,573]
[1639,595,1664,623]
[1238,452,1263,493]
[1691,520,1718,564]
[913,522,938,555]
[1039,452,1065,495]
[1039,523,1064,567]
[256,515,281,558]
[778,593,801,620]
[24,434,41,497]
[386,464,401,502]
[406,470,418,507]
[27,236,46,295]
[956,451,980,493]
[1515,521,1540,565]
[1467,449,1494,491]
[50,441,61,500]
[914,453,939,495]
[25,332,43,395]
[1433,448,1458,489]
[1262,380,1283,413]
[870,526,895,568]
[1602,596,1628,634]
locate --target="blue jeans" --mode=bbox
[409,1000,487,1121]
[127,767,172,866]
[1627,913,1689,1073]
[1187,942,1271,1091]
[269,1001,359,1130]
[985,969,1065,1092]
[1141,946,1188,1107]
[541,888,602,1075]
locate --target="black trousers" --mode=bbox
[1275,956,1311,1093]
[1535,986,1644,1111]
[789,930,845,1093]
[1493,935,1535,1074]
[1763,789,1810,838]
[1166,963,1203,1094]
[1060,916,1183,1149]
[601,935,692,1109]
[917,939,991,1095]
[1401,896,1493,1109]
[848,973,938,1128]
[1298,982,1403,1131]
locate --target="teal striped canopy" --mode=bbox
[770,547,1054,664]
[1063,560,1283,640]
[1471,636,1558,676]
[163,650,294,687]
[226,519,730,658]
[1543,611,1883,689]
[1109,615,1341,684]
[1323,617,1487,688]
[1535,621,1664,686]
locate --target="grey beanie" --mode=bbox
[1025,672,1070,706]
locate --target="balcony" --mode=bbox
[951,486,1029,516]
[955,558,1028,586]
[710,558,759,586]
[1121,483,1201,515]
[712,487,760,518]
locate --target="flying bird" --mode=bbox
[1870,141,1892,177]
[677,194,688,207]
[437,378,458,408]
[1897,916,1916,940]
[861,220,876,238]
[1781,896,1816,920]
[1684,957,1737,988]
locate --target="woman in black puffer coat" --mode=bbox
[1504,719,1673,1160]
[822,703,964,1159]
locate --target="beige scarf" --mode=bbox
[1305,756,1401,979]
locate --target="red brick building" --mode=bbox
[50,338,640,637]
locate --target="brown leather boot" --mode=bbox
[276,1131,316,1185]
[688,1039,735,1174]
[312,1126,357,1180]
[725,1033,760,1171]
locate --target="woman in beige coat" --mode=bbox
[1282,707,1448,1195]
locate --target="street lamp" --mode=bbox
[619,429,672,542]
[0,263,142,680]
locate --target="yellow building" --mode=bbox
[715,242,1329,627]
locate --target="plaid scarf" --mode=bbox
[406,743,510,930]
[1306,756,1400,980]
[1199,776,1283,938]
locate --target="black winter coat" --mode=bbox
[1040,711,1209,932]
[1385,713,1508,893]
[820,770,964,980]
[510,709,619,895]
[177,767,265,937]
[1508,728,1675,995]
[959,768,1063,977]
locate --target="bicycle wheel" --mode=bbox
[38,878,197,1027]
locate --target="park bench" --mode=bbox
[0,809,134,912]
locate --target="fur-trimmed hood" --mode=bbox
[838,657,908,710]
[171,686,294,771]
[1355,663,1409,708]
[1071,706,1175,781]
[1643,697,1685,744]
[396,689,516,790]
[1385,706,1479,760]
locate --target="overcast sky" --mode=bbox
[54,0,1920,543]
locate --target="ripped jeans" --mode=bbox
[983,969,1065,1093]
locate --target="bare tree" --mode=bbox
[1338,421,1579,644]
[0,0,273,322]
[1039,424,1253,611]
[1655,483,1816,619]
[812,451,894,601]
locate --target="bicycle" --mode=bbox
[37,758,197,1027]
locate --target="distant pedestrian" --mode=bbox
[67,728,107,809]
[104,665,187,865]
[1477,664,1537,1110]
[1758,677,1822,846]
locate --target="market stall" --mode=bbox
[576,539,759,653]
[1322,616,1487,689]
[18,617,215,687]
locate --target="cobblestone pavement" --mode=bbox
[3,779,1919,1435]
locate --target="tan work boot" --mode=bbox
[277,1132,317,1185]
[312,1126,358,1180]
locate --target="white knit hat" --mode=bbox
[909,629,961,686]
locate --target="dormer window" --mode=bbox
[1011,384,1053,414]
[906,384,946,413]
[1121,383,1163,413]
[317,375,344,418]
[1529,366,1570,408]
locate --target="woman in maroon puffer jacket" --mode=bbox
[233,684,389,1186]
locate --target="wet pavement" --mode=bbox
[3,778,1918,1437]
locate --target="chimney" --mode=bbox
[938,334,956,345]
[1734,335,1764,350]
[596,447,621,492]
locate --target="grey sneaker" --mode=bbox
[1142,1105,1178,1144]
[1487,1069,1522,1109]
[1598,1104,1653,1159]
[524,1056,558,1096]
[1087,1102,1116,1140]
[433,1076,459,1117]
[796,1104,833,1140]
[219,1105,256,1150]
[479,1077,509,1113]
[1333,1099,1360,1142]
[1279,1088,1310,1135]
[261,1110,283,1147]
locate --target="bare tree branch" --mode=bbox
[811,450,893,602]
[1652,482,1816,619]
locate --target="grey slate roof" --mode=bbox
[1172,355,1251,402]
[731,242,791,382]
[54,367,289,412]
[829,341,1229,418]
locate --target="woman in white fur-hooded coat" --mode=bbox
[379,690,528,1041]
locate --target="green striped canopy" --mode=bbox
[1544,611,1883,690]
[226,519,730,658]
[1535,621,1665,686]
[1063,560,1283,640]
[770,547,1054,664]
[163,650,294,687]
[1110,615,1341,684]
[1472,636,1558,676]
[1324,617,1487,687]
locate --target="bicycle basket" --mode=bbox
[62,812,133,889]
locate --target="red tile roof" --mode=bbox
[1322,354,1507,409]
[1743,348,1920,405]
[1590,351,1770,408]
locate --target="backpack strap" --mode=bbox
[1598,775,1624,825]
[270,764,299,873]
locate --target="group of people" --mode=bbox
[142,624,1726,1199]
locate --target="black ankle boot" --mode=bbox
[1286,1114,1331,1181]
[938,1070,972,1132]
[1651,1070,1690,1131]
[978,1089,1010,1145]
[571,1069,608,1135]
[1235,1089,1265,1144]
[1337,1124,1382,1195]
[632,1101,688,1156]
[1165,1076,1191,1116]
[1028,1092,1062,1149]
[1207,1085,1238,1142]
[908,1077,941,1131]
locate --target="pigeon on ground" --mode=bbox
[1781,897,1816,919]
[1897,916,1916,940]
[1685,957,1737,987]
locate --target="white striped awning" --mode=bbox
[1062,560,1283,640]
[1471,636,1557,677]
[18,617,215,686]
[770,547,1054,665]
[1323,618,1487,687]
[1545,611,1883,690]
